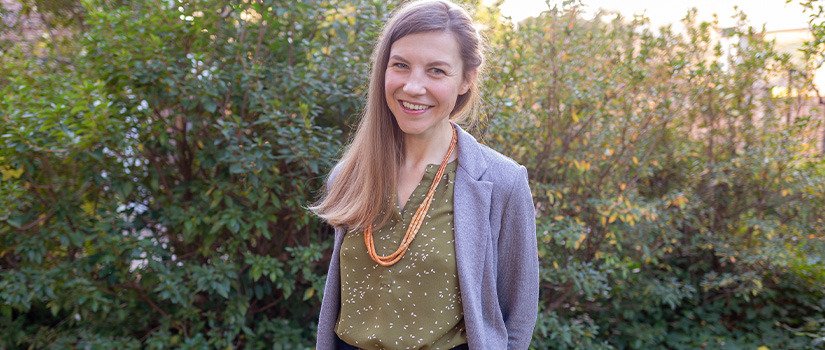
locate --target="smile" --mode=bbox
[401,101,431,111]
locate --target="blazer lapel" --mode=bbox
[452,123,493,287]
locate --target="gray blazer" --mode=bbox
[316,123,539,349]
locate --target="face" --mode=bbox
[384,31,473,139]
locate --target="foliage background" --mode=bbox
[1,0,824,349]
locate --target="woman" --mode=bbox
[311,0,538,349]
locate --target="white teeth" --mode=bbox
[402,101,429,110]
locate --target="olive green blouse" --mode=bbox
[335,161,466,350]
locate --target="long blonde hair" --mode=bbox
[310,0,484,231]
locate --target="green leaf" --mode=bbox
[299,103,309,118]
[302,287,314,301]
[203,98,217,113]
[227,218,240,233]
[69,231,85,247]
[6,215,24,228]
[250,265,262,282]
[122,182,134,198]
[230,163,245,174]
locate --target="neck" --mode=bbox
[402,122,455,167]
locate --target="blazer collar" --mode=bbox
[453,122,488,180]
[451,122,492,301]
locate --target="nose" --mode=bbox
[402,70,426,96]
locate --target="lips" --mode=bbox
[401,100,431,111]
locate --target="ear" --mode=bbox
[460,69,477,95]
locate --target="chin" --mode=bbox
[395,120,436,137]
[396,124,423,136]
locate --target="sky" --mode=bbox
[485,0,812,32]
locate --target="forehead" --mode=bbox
[389,31,463,66]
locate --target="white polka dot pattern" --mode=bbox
[335,161,466,350]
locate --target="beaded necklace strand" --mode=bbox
[364,124,458,267]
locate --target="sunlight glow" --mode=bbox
[484,0,809,31]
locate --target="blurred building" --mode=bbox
[763,28,825,96]
[1,0,42,45]
[1,0,73,52]
[718,25,824,144]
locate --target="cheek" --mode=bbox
[384,74,396,97]
[437,85,461,105]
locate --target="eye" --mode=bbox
[392,62,409,69]
[429,68,446,75]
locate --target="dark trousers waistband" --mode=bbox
[337,336,469,350]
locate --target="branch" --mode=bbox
[110,282,170,317]
[545,281,576,311]
[13,212,56,231]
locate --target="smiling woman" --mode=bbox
[384,31,473,141]
[309,1,539,349]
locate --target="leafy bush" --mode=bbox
[1,0,390,347]
[481,3,825,349]
[1,0,824,348]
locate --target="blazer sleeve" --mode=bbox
[497,165,539,349]
[316,164,343,350]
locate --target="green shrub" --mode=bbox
[1,0,390,347]
[481,3,825,349]
[1,0,823,348]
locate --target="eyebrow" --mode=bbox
[389,55,455,69]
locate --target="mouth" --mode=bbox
[400,100,432,112]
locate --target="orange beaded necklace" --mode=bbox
[364,124,458,267]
